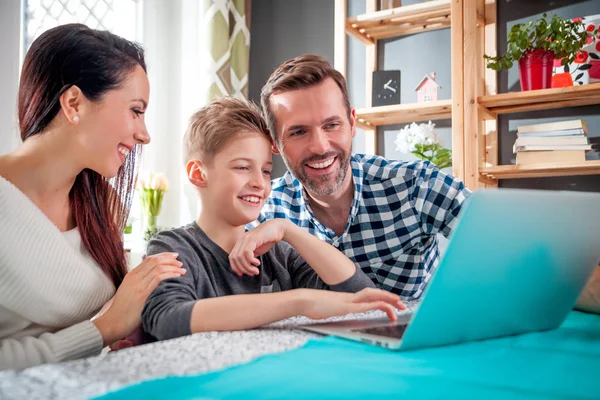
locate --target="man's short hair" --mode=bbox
[260,54,352,144]
[184,97,270,164]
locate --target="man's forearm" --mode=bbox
[190,290,307,332]
[575,267,600,314]
[283,223,356,285]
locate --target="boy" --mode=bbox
[142,98,405,341]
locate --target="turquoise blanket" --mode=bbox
[96,312,600,399]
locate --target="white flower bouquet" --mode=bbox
[394,121,452,169]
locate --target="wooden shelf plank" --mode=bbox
[346,0,451,42]
[478,83,600,115]
[480,160,600,180]
[355,99,452,128]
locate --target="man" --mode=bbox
[250,54,470,299]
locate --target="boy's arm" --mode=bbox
[143,231,405,336]
[142,233,200,341]
[283,223,375,291]
[191,288,403,333]
[191,291,304,332]
[230,219,375,292]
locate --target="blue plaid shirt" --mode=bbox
[248,154,470,299]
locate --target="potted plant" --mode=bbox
[485,13,597,91]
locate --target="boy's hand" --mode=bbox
[300,288,407,321]
[230,219,290,276]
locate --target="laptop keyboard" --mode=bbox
[352,324,408,339]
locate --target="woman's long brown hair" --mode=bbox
[18,24,146,287]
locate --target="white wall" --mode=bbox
[0,0,22,155]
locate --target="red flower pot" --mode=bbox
[518,49,555,91]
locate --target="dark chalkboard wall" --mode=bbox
[248,0,335,178]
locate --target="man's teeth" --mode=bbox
[241,196,260,203]
[307,158,334,169]
[118,147,130,156]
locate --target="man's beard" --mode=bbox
[285,150,351,197]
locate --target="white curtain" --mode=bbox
[139,0,251,231]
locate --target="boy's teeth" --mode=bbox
[307,158,334,169]
[241,196,260,203]
[118,147,129,156]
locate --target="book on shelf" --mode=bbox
[514,136,589,146]
[513,119,594,165]
[516,128,587,138]
[514,144,592,152]
[517,119,588,134]
[516,150,586,165]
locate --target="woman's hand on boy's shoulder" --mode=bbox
[230,219,291,277]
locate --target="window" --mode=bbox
[424,95,431,102]
[23,0,142,53]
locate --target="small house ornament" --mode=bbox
[415,72,440,103]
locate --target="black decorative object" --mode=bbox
[372,70,401,107]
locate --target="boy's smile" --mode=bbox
[238,194,263,207]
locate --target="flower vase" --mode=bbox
[143,214,159,241]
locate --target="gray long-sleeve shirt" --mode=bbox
[142,222,375,341]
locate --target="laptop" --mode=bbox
[299,189,600,351]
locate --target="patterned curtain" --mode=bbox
[204,0,251,101]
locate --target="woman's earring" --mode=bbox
[73,116,79,123]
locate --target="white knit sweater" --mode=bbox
[0,176,115,370]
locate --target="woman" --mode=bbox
[0,24,185,370]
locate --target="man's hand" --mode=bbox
[229,219,291,276]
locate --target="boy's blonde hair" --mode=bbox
[184,97,270,163]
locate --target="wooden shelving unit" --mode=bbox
[336,1,600,189]
[335,0,460,175]
[346,0,451,43]
[478,83,600,116]
[355,99,453,129]
[461,0,600,189]
[480,161,600,180]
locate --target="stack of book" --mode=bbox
[513,120,592,165]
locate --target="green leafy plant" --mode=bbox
[485,13,596,71]
[412,143,452,169]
